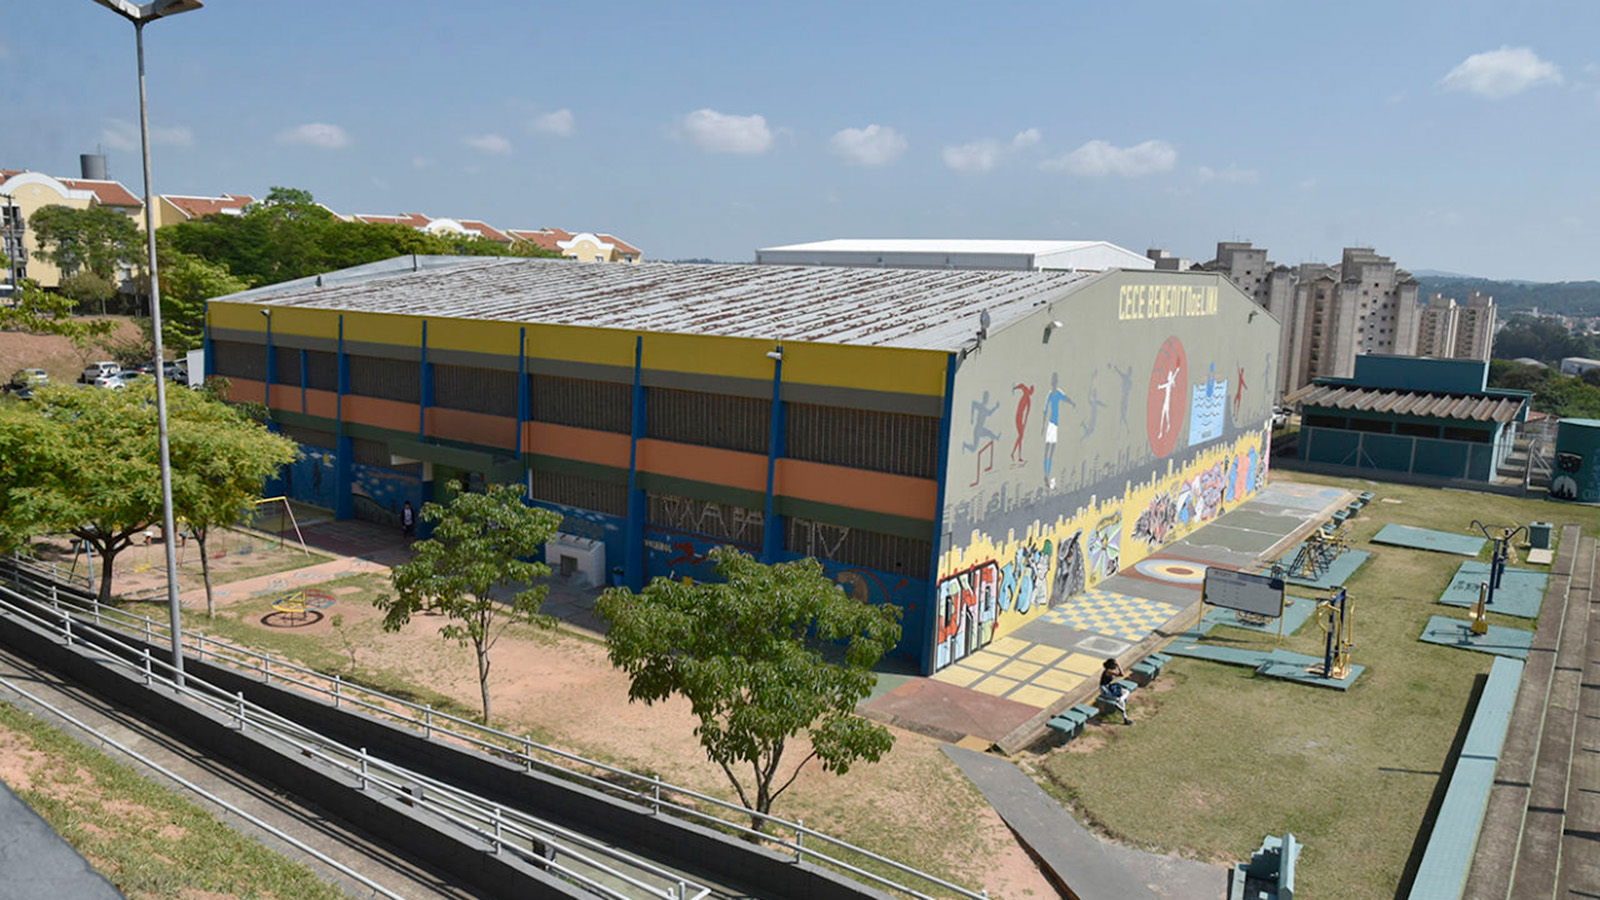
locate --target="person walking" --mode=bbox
[401,501,416,541]
[1099,658,1133,725]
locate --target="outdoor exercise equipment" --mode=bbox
[1286,526,1350,581]
[1313,587,1354,680]
[1470,583,1491,636]
[1469,520,1526,611]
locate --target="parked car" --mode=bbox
[80,361,120,384]
[117,369,150,386]
[1271,406,1291,429]
[8,368,48,390]
[91,374,126,390]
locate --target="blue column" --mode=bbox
[335,316,354,520]
[624,335,647,591]
[298,349,308,414]
[761,345,786,563]
[920,352,958,676]
[262,312,277,433]
[419,320,431,438]
[202,303,214,382]
[515,327,528,458]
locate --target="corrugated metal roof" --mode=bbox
[1287,383,1526,424]
[758,238,1114,255]
[227,257,1097,351]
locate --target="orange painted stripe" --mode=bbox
[636,439,768,494]
[304,388,338,421]
[776,458,937,521]
[343,395,419,432]
[524,421,631,469]
[226,377,266,405]
[426,407,517,451]
[267,384,298,411]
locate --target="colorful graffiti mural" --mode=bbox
[351,462,423,527]
[933,427,1269,670]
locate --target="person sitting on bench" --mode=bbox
[1099,658,1133,725]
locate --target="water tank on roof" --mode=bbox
[80,154,107,181]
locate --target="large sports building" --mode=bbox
[206,256,1278,674]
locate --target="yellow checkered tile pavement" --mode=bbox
[1038,588,1181,642]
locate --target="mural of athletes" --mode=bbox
[935,270,1277,671]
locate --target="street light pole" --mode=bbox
[92,0,203,684]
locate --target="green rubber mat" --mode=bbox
[1418,614,1533,659]
[1372,524,1487,556]
[1437,562,1548,619]
[1254,649,1364,690]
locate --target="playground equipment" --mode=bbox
[1286,526,1351,581]
[265,587,335,627]
[1313,587,1354,680]
[247,496,310,555]
[1470,520,1526,610]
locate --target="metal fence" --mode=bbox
[0,557,986,900]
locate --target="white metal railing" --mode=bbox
[1,558,987,900]
[0,578,708,900]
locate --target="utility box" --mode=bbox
[544,533,606,588]
[1528,522,1553,551]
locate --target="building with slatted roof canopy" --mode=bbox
[1286,355,1530,482]
[207,254,1280,673]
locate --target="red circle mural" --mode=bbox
[1146,336,1188,458]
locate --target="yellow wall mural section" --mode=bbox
[931,427,1269,671]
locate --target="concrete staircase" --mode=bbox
[1461,526,1598,899]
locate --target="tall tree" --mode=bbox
[28,204,144,283]
[149,242,250,351]
[166,387,298,616]
[375,483,561,722]
[596,549,901,831]
[0,385,163,601]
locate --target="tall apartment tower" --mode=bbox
[1284,248,1420,391]
[1201,242,1299,401]
[1417,290,1497,361]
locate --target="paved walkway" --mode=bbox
[865,482,1354,747]
[943,744,1226,900]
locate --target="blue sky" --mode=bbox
[6,1,1598,280]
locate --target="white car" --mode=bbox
[80,361,120,383]
[91,374,125,390]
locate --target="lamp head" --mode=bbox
[90,0,203,23]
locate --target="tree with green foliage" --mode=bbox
[0,275,115,347]
[149,242,250,351]
[28,204,144,284]
[161,186,563,289]
[0,383,291,602]
[375,483,561,722]
[1493,313,1593,362]
[165,387,298,616]
[595,549,901,831]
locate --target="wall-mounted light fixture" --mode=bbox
[765,349,783,361]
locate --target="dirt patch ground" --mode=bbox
[0,317,142,385]
[165,561,1056,898]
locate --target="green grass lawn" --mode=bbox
[0,702,348,899]
[1037,473,1600,899]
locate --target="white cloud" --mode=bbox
[677,109,774,155]
[943,139,1004,173]
[464,133,513,155]
[1197,164,1260,184]
[530,109,575,138]
[100,118,193,152]
[1440,46,1562,99]
[276,122,351,150]
[941,127,1042,173]
[829,124,907,166]
[1040,139,1177,177]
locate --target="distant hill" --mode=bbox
[1415,275,1600,315]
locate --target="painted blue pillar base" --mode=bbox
[335,435,355,520]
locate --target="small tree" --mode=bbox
[0,275,114,347]
[165,388,298,616]
[375,482,560,722]
[596,549,901,832]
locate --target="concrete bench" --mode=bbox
[1404,656,1524,900]
[1044,703,1104,739]
[1231,833,1299,900]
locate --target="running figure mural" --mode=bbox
[1146,336,1188,459]
[1011,382,1034,465]
[964,390,1002,486]
[1109,363,1134,434]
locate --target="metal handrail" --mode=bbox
[0,581,708,900]
[0,558,987,900]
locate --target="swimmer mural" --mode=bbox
[934,270,1279,671]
